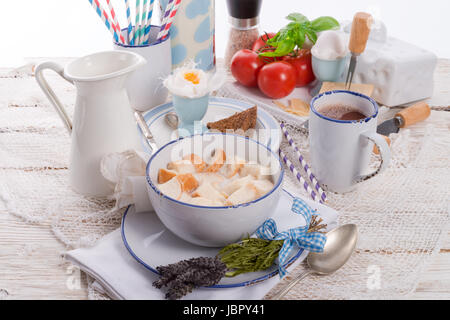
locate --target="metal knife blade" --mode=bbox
[376,117,401,136]
[134,111,158,154]
[345,55,357,90]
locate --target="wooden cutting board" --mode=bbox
[320,82,374,97]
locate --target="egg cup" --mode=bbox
[312,55,349,82]
[172,93,209,137]
[311,54,349,96]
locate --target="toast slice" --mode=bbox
[207,106,257,133]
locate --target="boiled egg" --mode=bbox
[164,62,225,99]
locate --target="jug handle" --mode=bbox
[35,62,74,134]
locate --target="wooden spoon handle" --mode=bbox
[396,101,431,128]
[348,12,373,54]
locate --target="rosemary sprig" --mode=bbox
[219,216,328,277]
[218,237,284,277]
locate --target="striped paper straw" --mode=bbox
[88,0,120,43]
[106,0,126,44]
[279,149,322,204]
[142,0,155,45]
[134,0,141,44]
[124,0,133,44]
[280,122,327,202]
[155,0,175,42]
[157,0,182,41]
[93,0,123,43]
[137,0,148,45]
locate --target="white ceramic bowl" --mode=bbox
[145,133,284,247]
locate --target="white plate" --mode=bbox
[121,189,339,288]
[139,97,282,153]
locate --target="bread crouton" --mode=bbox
[221,175,254,196]
[251,179,274,197]
[157,177,182,200]
[167,159,196,174]
[219,156,246,178]
[183,153,207,172]
[176,173,199,193]
[205,149,226,173]
[158,168,177,184]
[226,183,258,206]
[192,182,227,203]
[193,172,225,187]
[239,163,271,179]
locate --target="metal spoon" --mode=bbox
[134,111,158,154]
[165,111,179,129]
[272,224,358,300]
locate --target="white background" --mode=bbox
[0,0,449,67]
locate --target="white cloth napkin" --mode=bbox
[64,199,338,300]
[100,150,153,213]
[65,228,310,300]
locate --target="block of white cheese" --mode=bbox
[352,37,437,106]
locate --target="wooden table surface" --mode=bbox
[0,59,448,300]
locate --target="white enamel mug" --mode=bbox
[309,90,391,193]
[113,26,171,112]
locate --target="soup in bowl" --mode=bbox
[145,133,284,247]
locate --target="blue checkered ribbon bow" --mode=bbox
[255,198,327,278]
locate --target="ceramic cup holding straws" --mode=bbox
[113,26,171,112]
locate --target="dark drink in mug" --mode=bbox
[317,104,368,121]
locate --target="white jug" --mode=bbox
[35,51,146,196]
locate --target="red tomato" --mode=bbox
[257,61,297,99]
[230,49,264,87]
[282,50,315,87]
[253,33,278,64]
[252,33,276,52]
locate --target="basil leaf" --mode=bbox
[259,51,279,58]
[305,28,318,44]
[266,31,282,46]
[262,13,340,56]
[279,27,291,39]
[260,39,296,57]
[286,13,309,24]
[287,22,299,30]
[294,28,306,48]
[311,16,340,32]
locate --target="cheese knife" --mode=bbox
[376,101,431,136]
[345,12,373,90]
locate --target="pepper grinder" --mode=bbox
[224,0,263,68]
